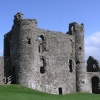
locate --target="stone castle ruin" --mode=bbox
[0,12,100,94]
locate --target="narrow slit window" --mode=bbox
[40,56,46,74]
[69,59,73,72]
[38,45,41,53]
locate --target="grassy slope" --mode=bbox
[0,85,100,100]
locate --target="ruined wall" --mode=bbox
[87,56,100,72]
[5,13,98,95]
[86,56,100,94]
[87,72,100,94]
[0,57,4,84]
[4,13,76,94]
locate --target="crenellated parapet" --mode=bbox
[12,12,37,29]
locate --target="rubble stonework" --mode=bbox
[1,13,100,94]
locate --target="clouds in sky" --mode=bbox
[85,32,100,62]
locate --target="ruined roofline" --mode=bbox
[6,12,84,36]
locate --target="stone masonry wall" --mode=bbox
[4,13,96,95]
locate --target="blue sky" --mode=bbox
[0,0,100,62]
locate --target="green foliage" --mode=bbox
[0,84,100,100]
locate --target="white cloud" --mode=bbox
[85,32,100,62]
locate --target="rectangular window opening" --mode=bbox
[40,66,45,74]
[27,38,31,44]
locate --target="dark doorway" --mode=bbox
[58,87,62,95]
[92,76,100,94]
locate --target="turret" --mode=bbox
[4,12,38,84]
[74,23,86,92]
[68,22,88,92]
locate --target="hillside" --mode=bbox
[0,84,100,100]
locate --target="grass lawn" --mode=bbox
[0,84,100,100]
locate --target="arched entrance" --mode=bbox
[92,76,100,94]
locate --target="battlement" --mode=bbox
[67,22,84,35]
[13,12,37,29]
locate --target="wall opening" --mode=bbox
[58,87,63,95]
[68,24,74,35]
[38,35,44,41]
[87,56,100,72]
[27,38,31,44]
[40,66,45,74]
[93,64,96,69]
[38,35,46,52]
[76,60,80,65]
[71,26,73,33]
[79,47,82,50]
[40,56,46,74]
[69,59,73,72]
[38,45,41,53]
[92,76,100,94]
[40,56,46,67]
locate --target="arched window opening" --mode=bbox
[93,64,96,69]
[69,25,74,35]
[38,35,46,53]
[69,59,73,72]
[71,26,73,32]
[92,76,100,94]
[38,35,44,41]
[58,87,63,95]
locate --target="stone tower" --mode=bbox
[67,22,89,92]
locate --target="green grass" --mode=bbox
[0,84,100,100]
